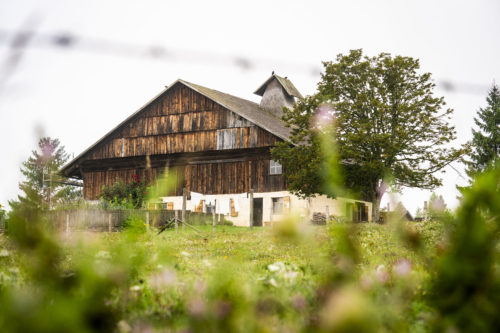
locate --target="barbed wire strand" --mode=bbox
[0,28,492,96]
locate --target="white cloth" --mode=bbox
[205,195,216,206]
[218,197,230,215]
[233,197,240,212]
[191,191,202,209]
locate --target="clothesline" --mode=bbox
[189,191,248,215]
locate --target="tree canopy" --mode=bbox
[272,49,464,221]
[9,137,81,211]
[463,83,500,181]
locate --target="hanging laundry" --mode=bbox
[205,195,216,206]
[218,197,230,215]
[233,196,240,212]
[191,191,203,209]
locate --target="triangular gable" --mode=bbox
[61,80,290,177]
[254,74,303,99]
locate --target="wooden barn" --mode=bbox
[61,74,371,226]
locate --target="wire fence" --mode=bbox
[0,209,216,233]
[0,27,491,95]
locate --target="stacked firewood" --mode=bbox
[311,212,327,225]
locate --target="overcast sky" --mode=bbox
[1,0,499,214]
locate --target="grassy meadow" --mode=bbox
[2,167,500,332]
[0,218,451,332]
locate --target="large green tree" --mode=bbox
[464,83,500,180]
[10,137,81,211]
[272,49,463,221]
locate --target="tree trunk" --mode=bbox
[372,196,382,223]
[371,180,387,222]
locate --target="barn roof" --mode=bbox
[180,80,291,141]
[60,79,291,177]
[254,74,304,99]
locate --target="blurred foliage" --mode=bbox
[1,185,499,332]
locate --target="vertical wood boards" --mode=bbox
[81,83,285,199]
[88,84,279,160]
[83,159,286,200]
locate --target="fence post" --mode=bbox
[146,211,150,231]
[108,213,112,233]
[182,188,187,230]
[326,205,330,224]
[175,210,179,233]
[270,206,273,228]
[249,189,254,230]
[212,206,216,234]
[66,212,70,234]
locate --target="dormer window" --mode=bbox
[270,160,282,175]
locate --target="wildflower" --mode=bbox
[291,294,307,311]
[95,250,111,259]
[188,298,205,317]
[0,249,9,257]
[394,259,412,277]
[376,264,390,283]
[181,251,191,257]
[149,269,177,290]
[283,270,298,282]
[130,285,142,291]
[360,275,374,290]
[117,320,131,333]
[268,261,285,272]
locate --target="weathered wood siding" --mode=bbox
[80,83,286,200]
[83,159,286,200]
[184,159,285,195]
[88,84,278,160]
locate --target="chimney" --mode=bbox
[254,73,303,117]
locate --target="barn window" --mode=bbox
[270,160,282,175]
[272,197,284,214]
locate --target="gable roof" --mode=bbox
[254,74,304,99]
[180,80,290,141]
[61,79,291,176]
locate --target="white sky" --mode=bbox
[1,0,499,214]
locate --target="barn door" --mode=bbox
[252,198,263,227]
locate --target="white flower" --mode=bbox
[268,261,285,272]
[202,259,212,267]
[129,285,142,291]
[283,271,298,282]
[117,320,131,333]
[269,278,278,287]
[0,249,9,257]
[181,251,191,257]
[95,250,111,259]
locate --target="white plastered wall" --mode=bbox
[160,191,372,227]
